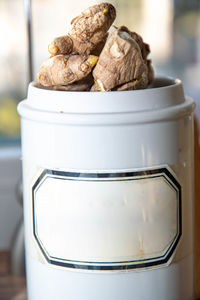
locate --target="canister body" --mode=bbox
[18,77,195,300]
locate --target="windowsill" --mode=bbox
[0,144,22,250]
[0,144,21,159]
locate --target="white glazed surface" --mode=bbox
[18,77,195,300]
[25,77,185,114]
[26,254,193,300]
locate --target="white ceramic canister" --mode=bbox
[18,76,195,300]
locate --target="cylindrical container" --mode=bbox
[18,77,195,300]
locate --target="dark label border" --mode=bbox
[32,167,182,271]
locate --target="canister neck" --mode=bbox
[27,76,185,114]
[18,76,195,124]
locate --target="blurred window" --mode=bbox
[32,0,200,98]
[0,0,27,144]
[0,0,199,144]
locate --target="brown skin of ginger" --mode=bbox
[117,26,154,85]
[91,72,148,92]
[48,2,116,56]
[90,83,101,92]
[118,26,150,60]
[70,3,116,46]
[91,33,108,56]
[39,3,154,91]
[48,36,73,56]
[36,54,98,87]
[36,74,93,91]
[49,33,108,57]
[52,74,94,91]
[48,35,92,56]
[91,27,149,91]
[147,59,154,85]
[114,72,150,91]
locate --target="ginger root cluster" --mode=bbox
[36,2,154,92]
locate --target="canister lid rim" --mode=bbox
[18,76,192,117]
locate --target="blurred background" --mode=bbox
[0,0,200,298]
[0,0,200,144]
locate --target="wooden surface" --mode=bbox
[195,116,200,299]
[0,251,27,300]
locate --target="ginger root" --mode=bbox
[37,2,154,92]
[91,27,149,91]
[48,36,73,56]
[114,73,149,91]
[117,26,153,85]
[36,54,98,87]
[48,3,116,56]
[146,59,154,85]
[52,75,94,91]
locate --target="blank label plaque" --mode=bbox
[32,168,181,270]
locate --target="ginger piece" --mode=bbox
[147,59,154,85]
[120,26,150,60]
[114,26,154,86]
[48,36,92,56]
[91,33,108,56]
[91,72,148,92]
[48,33,107,57]
[91,27,148,91]
[48,36,73,56]
[52,74,94,91]
[38,3,154,92]
[117,26,154,85]
[90,80,104,92]
[114,72,149,91]
[36,54,98,87]
[48,2,116,56]
[69,2,116,50]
